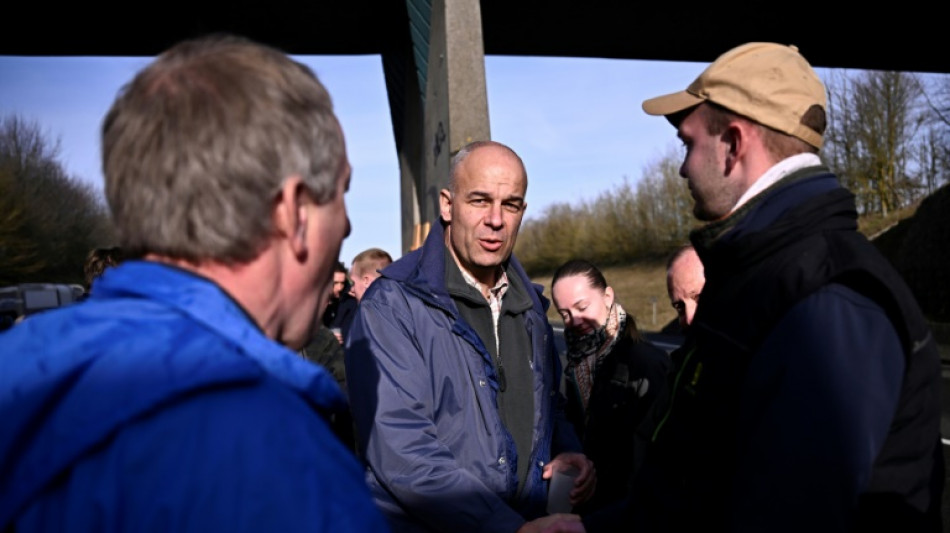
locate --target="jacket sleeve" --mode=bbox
[730,283,905,532]
[344,281,527,533]
[548,324,583,457]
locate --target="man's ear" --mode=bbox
[273,175,309,260]
[723,122,744,175]
[439,188,453,223]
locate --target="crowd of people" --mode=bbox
[0,35,942,533]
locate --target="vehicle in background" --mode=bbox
[0,283,85,331]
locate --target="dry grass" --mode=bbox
[531,259,677,334]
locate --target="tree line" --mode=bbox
[515,70,950,276]
[1,70,948,285]
[0,115,115,286]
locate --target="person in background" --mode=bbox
[345,140,591,533]
[664,244,704,333]
[585,42,943,532]
[301,266,350,389]
[299,292,357,452]
[347,247,393,304]
[82,246,126,295]
[0,34,388,532]
[550,259,671,514]
[324,261,356,332]
[303,247,393,450]
[332,248,393,344]
[336,246,392,345]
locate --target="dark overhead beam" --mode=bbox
[1,2,946,74]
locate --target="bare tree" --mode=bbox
[0,114,115,285]
[917,74,950,192]
[634,144,694,249]
[516,143,694,274]
[824,70,937,216]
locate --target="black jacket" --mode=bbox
[587,167,943,532]
[565,326,671,514]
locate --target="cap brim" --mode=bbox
[642,90,704,116]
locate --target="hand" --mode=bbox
[517,514,585,533]
[545,452,596,506]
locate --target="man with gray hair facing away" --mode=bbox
[0,34,388,532]
[585,42,942,532]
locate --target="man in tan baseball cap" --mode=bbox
[582,42,943,532]
[640,42,830,222]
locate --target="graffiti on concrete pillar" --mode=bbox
[433,121,446,160]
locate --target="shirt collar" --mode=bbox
[732,153,822,213]
[459,263,509,302]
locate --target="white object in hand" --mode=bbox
[546,464,579,514]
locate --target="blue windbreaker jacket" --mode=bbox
[344,222,581,532]
[0,261,388,532]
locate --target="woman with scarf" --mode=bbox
[550,259,672,514]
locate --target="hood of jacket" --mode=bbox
[0,260,345,524]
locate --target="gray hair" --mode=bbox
[102,34,344,263]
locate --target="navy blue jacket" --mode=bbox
[345,221,581,532]
[587,167,942,532]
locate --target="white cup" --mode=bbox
[546,464,579,514]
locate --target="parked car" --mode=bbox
[0,283,85,331]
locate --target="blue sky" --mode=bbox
[0,53,704,265]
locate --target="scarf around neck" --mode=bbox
[565,302,627,409]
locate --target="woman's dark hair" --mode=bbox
[83,246,126,290]
[551,259,641,341]
[552,259,607,292]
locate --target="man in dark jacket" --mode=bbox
[324,261,356,337]
[345,140,593,532]
[585,42,943,532]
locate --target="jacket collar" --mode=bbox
[690,167,856,285]
[382,219,549,317]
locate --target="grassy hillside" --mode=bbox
[531,259,677,334]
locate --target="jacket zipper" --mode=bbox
[651,345,696,442]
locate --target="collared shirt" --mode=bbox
[732,152,822,213]
[459,266,510,355]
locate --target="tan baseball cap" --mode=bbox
[642,42,827,149]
